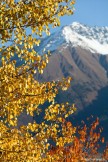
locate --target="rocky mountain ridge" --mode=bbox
[36,22,108,55]
[35,22,108,110]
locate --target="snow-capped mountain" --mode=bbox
[35,23,108,146]
[37,22,108,54]
[36,22,108,110]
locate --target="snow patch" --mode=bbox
[62,23,108,54]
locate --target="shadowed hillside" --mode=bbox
[69,85,108,151]
[35,46,108,110]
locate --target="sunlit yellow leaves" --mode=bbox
[59,77,72,91]
[44,103,76,121]
[1,63,67,125]
[0,123,45,161]
[27,122,39,132]
[0,0,76,161]
[70,0,76,5]
[0,0,75,53]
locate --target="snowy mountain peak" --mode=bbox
[70,21,83,27]
[62,22,108,54]
[38,22,108,55]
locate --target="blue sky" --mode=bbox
[51,0,108,33]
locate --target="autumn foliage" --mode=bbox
[0,0,108,161]
[47,118,107,162]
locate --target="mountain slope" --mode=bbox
[36,46,108,110]
[35,22,108,110]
